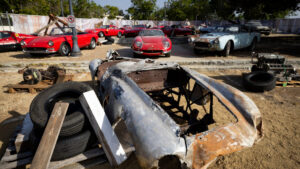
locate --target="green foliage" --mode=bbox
[0,0,113,19]
[127,0,157,20]
[104,5,120,19]
[210,0,299,20]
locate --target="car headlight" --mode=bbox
[188,37,195,43]
[163,40,170,49]
[135,41,143,48]
[213,38,219,44]
[20,40,26,46]
[48,40,54,46]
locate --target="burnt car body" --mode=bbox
[89,52,263,169]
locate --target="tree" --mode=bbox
[165,0,213,21]
[127,0,157,20]
[210,0,300,20]
[0,0,111,19]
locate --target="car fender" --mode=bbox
[218,35,235,50]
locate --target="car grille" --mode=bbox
[143,50,162,53]
[195,42,210,48]
[25,47,47,51]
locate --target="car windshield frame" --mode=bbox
[100,25,110,29]
[50,27,73,36]
[138,29,165,36]
[133,25,146,28]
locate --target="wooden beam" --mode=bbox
[79,90,127,166]
[15,113,33,153]
[30,102,69,169]
[50,14,82,32]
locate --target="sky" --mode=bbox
[93,0,165,12]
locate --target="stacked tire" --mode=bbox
[29,82,97,161]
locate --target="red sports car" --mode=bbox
[124,25,147,37]
[162,25,194,37]
[85,25,123,38]
[0,31,37,51]
[131,29,172,57]
[21,27,98,56]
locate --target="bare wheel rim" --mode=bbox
[226,42,231,55]
[62,44,69,55]
[99,32,104,37]
[118,32,121,37]
[91,39,96,48]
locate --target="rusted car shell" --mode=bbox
[89,58,262,169]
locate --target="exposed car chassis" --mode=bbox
[89,52,263,169]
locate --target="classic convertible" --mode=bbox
[123,25,147,37]
[190,25,260,56]
[21,27,98,56]
[131,29,172,57]
[162,24,194,37]
[85,25,124,38]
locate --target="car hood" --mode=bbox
[200,32,230,39]
[27,36,63,44]
[140,36,164,43]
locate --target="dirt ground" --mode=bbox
[0,34,299,65]
[0,34,299,168]
[0,69,299,169]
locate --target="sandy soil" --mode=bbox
[0,69,299,169]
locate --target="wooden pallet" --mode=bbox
[0,113,108,169]
[5,72,74,94]
[276,80,300,87]
[5,82,51,93]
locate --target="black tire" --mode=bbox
[243,71,276,92]
[59,42,70,56]
[194,48,201,54]
[98,32,104,37]
[222,41,231,56]
[165,53,171,57]
[29,82,92,136]
[88,38,96,49]
[29,130,92,161]
[249,38,257,51]
[117,31,122,38]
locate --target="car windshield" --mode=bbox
[247,21,262,26]
[100,25,110,28]
[134,25,146,28]
[0,32,11,39]
[139,29,164,36]
[50,27,73,36]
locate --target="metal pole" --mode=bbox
[68,0,81,56]
[6,11,11,31]
[0,14,3,31]
[61,0,64,17]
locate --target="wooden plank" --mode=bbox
[15,113,33,153]
[79,90,127,166]
[30,102,69,169]
[5,83,50,89]
[48,148,105,169]
[0,148,105,169]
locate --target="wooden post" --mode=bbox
[79,90,127,166]
[30,102,69,169]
